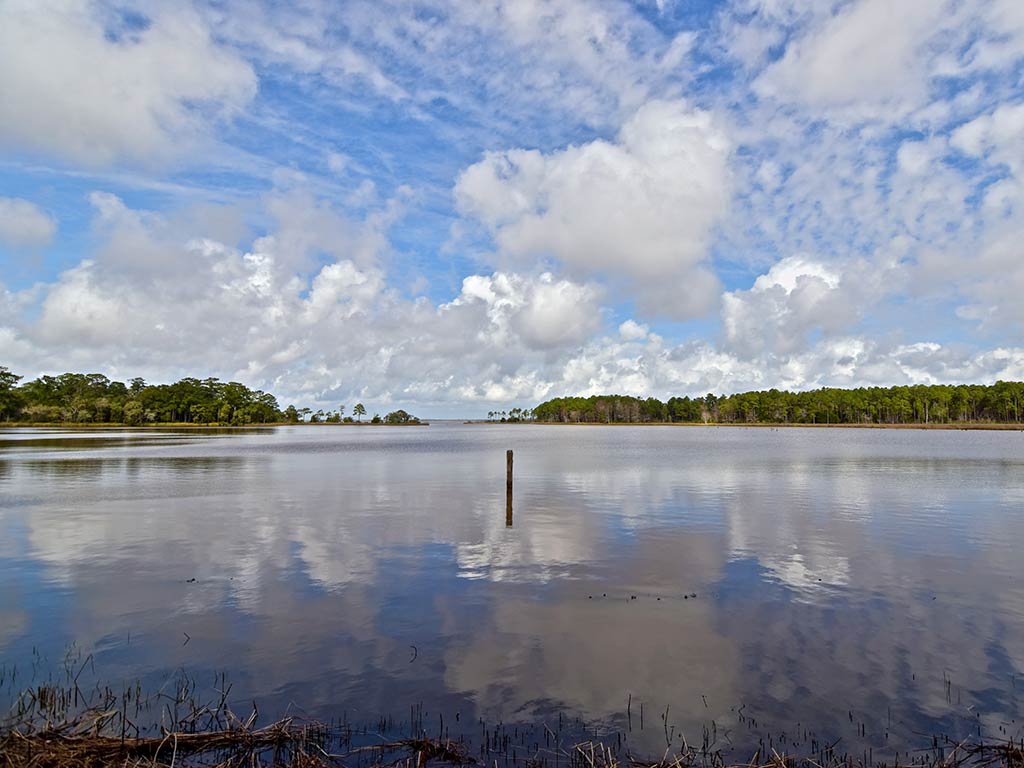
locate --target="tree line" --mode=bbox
[532,382,1024,425]
[486,408,533,422]
[0,367,419,425]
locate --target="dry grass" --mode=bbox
[3,674,1022,768]
[5,716,1023,768]
[1,715,328,767]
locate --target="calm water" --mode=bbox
[2,424,1023,754]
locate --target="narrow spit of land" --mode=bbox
[0,421,429,428]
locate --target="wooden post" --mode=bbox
[505,449,513,527]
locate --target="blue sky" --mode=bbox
[1,0,1023,416]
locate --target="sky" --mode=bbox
[1,0,1023,417]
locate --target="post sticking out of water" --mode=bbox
[506,449,513,527]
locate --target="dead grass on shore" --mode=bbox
[3,674,1022,768]
[5,720,1023,768]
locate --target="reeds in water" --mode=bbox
[2,665,1022,768]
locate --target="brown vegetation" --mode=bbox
[2,671,1021,768]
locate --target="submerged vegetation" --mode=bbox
[533,383,1024,425]
[0,366,420,426]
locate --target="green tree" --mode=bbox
[353,403,366,421]
[384,409,420,424]
[123,399,144,425]
[0,366,24,420]
[534,384,1024,426]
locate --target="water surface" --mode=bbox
[2,424,1023,754]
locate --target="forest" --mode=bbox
[0,366,419,425]
[532,382,1024,425]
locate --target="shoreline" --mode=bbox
[2,421,1022,431]
[5,671,1021,768]
[0,421,430,429]
[465,420,1024,430]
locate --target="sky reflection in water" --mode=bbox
[1,425,1023,754]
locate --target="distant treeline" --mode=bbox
[533,383,1024,425]
[0,367,419,425]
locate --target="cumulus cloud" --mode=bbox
[721,256,859,358]
[0,0,257,166]
[450,272,603,351]
[549,334,1024,401]
[1,191,607,409]
[4,184,1023,417]
[618,320,649,341]
[455,100,730,319]
[0,197,56,246]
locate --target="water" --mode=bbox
[2,424,1023,755]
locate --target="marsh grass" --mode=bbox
[2,660,1022,768]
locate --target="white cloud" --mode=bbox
[4,186,1021,416]
[550,334,1024,401]
[203,0,695,147]
[903,103,1024,332]
[435,271,604,365]
[618,320,649,341]
[951,102,1024,175]
[896,140,936,176]
[721,256,859,359]
[754,0,953,119]
[0,0,257,166]
[0,197,57,246]
[1,190,607,410]
[934,230,1024,333]
[455,99,730,319]
[208,1,407,101]
[420,0,675,123]
[504,274,603,350]
[741,0,1024,132]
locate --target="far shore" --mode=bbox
[3,420,1023,431]
[0,421,429,429]
[465,420,1024,430]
